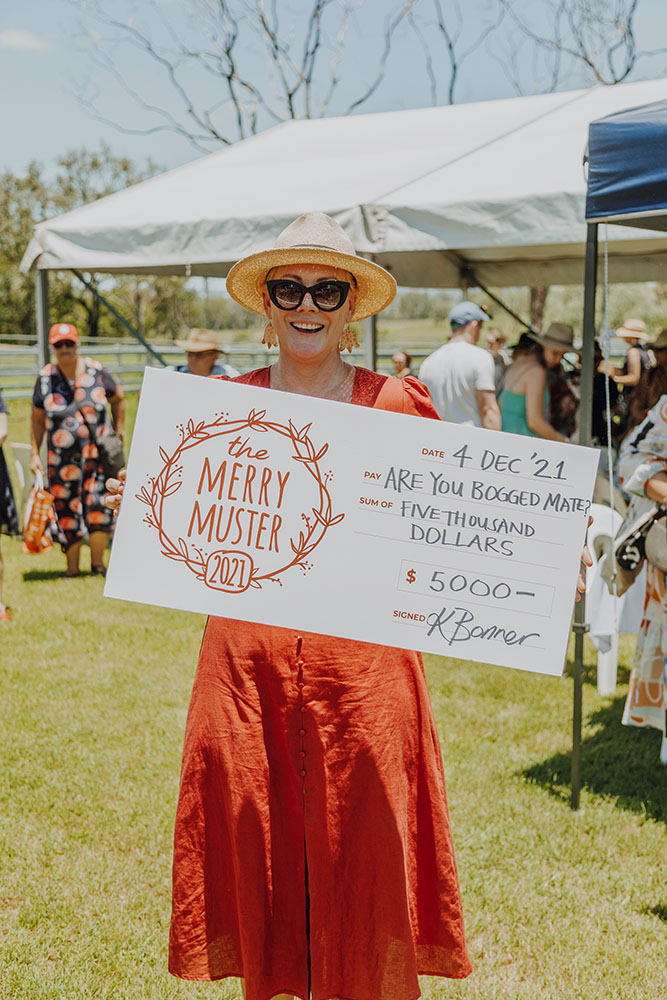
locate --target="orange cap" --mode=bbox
[49,323,79,345]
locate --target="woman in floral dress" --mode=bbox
[30,323,125,577]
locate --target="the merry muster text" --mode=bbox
[186,437,290,552]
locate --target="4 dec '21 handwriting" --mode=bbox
[421,444,567,480]
[421,444,568,480]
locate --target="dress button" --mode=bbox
[298,729,306,736]
[297,659,305,667]
[300,769,307,777]
[299,750,306,757]
[300,706,307,713]
[297,681,304,689]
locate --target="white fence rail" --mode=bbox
[0,340,435,399]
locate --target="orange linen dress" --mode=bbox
[169,367,471,1000]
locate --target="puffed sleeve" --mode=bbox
[399,376,442,420]
[32,375,46,409]
[99,367,119,399]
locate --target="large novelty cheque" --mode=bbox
[106,368,599,675]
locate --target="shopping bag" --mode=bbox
[22,471,55,554]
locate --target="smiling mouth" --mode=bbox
[291,321,324,332]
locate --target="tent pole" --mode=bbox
[361,251,378,371]
[571,222,597,811]
[364,314,377,371]
[71,270,168,367]
[36,269,50,369]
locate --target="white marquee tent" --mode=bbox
[22,77,667,293]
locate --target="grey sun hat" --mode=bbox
[530,322,575,351]
[226,212,397,322]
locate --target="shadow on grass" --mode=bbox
[563,650,631,688]
[522,695,667,823]
[642,903,667,922]
[22,568,69,582]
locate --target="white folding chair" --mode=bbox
[586,503,624,696]
[10,442,34,522]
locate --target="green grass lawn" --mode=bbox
[1,396,666,999]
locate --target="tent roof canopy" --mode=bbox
[22,77,667,288]
[585,97,667,229]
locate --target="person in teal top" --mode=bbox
[501,332,566,441]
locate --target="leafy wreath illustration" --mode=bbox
[135,407,344,592]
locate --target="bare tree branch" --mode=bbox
[341,0,422,115]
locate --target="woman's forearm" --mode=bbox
[646,471,667,505]
[110,393,126,436]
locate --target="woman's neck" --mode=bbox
[271,352,350,397]
[57,357,79,380]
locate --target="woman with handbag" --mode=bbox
[616,393,667,763]
[29,323,125,577]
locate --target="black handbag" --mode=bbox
[645,509,667,573]
[615,505,667,573]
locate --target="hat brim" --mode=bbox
[226,247,396,322]
[174,340,219,352]
[49,334,79,345]
[617,327,650,341]
[528,332,574,351]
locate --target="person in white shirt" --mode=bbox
[418,302,501,429]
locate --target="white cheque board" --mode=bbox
[105,367,599,675]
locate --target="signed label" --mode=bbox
[106,368,599,675]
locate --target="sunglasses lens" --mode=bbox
[271,281,303,309]
[313,282,345,310]
[56,340,75,348]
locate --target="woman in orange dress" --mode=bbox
[110,213,471,1000]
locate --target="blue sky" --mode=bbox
[2,0,667,177]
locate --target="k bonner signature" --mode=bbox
[426,606,540,647]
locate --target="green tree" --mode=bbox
[0,145,197,342]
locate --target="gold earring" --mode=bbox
[339,326,359,353]
[262,322,278,348]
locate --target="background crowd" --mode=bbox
[2,299,664,618]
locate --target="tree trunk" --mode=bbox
[530,285,549,331]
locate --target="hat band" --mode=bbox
[280,242,356,253]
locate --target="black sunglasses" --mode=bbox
[266,279,350,312]
[54,340,76,348]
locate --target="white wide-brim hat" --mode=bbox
[226,212,397,322]
[616,317,649,341]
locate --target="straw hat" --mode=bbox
[530,322,575,351]
[226,212,397,321]
[174,328,221,352]
[616,317,649,341]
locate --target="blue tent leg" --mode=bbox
[571,222,598,810]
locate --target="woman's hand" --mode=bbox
[575,516,594,602]
[104,469,126,516]
[29,452,44,475]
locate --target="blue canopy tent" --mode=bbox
[586,98,667,230]
[570,97,667,809]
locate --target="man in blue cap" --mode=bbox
[418,301,501,429]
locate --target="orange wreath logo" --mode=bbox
[135,407,344,592]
